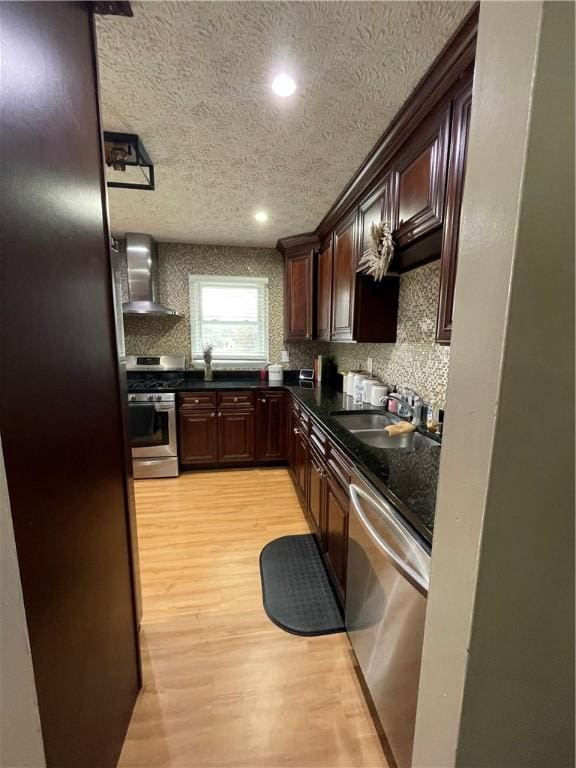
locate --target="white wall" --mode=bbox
[0,439,45,768]
[413,2,575,766]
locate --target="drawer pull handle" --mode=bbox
[294,428,300,435]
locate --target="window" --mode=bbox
[189,275,269,367]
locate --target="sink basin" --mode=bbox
[331,412,396,430]
[330,410,438,451]
[351,429,416,450]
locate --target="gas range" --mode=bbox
[125,355,185,478]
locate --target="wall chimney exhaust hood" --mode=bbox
[122,233,177,316]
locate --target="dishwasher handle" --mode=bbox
[349,484,429,597]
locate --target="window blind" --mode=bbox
[188,275,269,367]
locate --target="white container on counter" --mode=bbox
[362,379,379,403]
[353,376,365,404]
[268,364,283,384]
[371,385,389,407]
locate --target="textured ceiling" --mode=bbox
[96,1,472,247]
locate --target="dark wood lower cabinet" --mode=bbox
[256,390,288,462]
[179,389,288,468]
[218,409,255,463]
[324,474,349,603]
[287,395,351,605]
[307,449,325,542]
[179,410,219,464]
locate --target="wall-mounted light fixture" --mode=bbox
[103,131,155,191]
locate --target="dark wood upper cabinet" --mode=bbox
[284,246,315,341]
[436,76,473,343]
[391,103,451,270]
[331,211,358,342]
[256,390,288,462]
[316,238,333,341]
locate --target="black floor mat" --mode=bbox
[259,534,345,636]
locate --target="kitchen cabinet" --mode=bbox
[436,76,473,343]
[324,473,349,603]
[276,10,478,344]
[286,393,352,605]
[179,390,256,467]
[179,410,219,464]
[331,211,357,341]
[256,390,288,462]
[391,104,451,270]
[218,409,255,463]
[284,247,315,341]
[316,238,333,341]
[307,448,326,543]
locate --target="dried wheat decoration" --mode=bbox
[357,221,395,281]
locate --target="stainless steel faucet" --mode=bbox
[387,391,423,426]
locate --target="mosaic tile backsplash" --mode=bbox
[122,243,451,408]
[121,241,286,364]
[287,261,451,407]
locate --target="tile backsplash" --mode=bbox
[285,261,451,408]
[122,242,450,408]
[121,241,285,364]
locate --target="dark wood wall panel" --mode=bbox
[0,3,139,767]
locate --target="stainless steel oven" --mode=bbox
[126,355,185,479]
[128,392,178,478]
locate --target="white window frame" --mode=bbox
[188,274,269,369]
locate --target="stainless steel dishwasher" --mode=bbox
[347,474,431,768]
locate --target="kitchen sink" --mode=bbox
[330,410,437,450]
[331,412,396,431]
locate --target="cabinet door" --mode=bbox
[393,104,450,249]
[179,409,218,464]
[295,432,308,502]
[256,391,287,461]
[325,474,349,603]
[436,78,473,343]
[331,211,358,341]
[218,409,255,463]
[307,449,326,544]
[284,250,313,340]
[316,239,333,341]
[288,405,298,478]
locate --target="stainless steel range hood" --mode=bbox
[122,233,177,316]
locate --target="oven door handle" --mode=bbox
[154,403,173,412]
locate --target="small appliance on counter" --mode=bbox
[299,368,314,383]
[126,355,186,478]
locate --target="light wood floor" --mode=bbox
[119,468,388,768]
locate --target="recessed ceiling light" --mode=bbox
[254,211,268,222]
[272,73,296,98]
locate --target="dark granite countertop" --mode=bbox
[127,371,440,544]
[286,384,440,547]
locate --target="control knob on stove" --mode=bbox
[156,394,162,402]
[129,394,136,402]
[147,395,154,402]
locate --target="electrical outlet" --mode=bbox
[281,350,289,363]
[367,357,373,374]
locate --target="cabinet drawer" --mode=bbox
[218,391,254,408]
[310,421,328,456]
[327,443,352,493]
[179,392,217,408]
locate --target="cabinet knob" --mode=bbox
[217,412,222,417]
[261,398,266,403]
[233,397,238,402]
[194,398,199,404]
[210,412,215,418]
[294,428,300,435]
